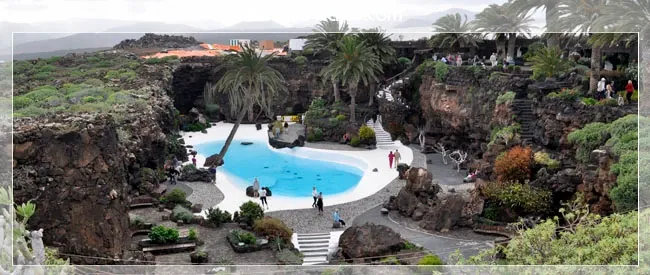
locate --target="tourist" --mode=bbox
[312,186,318,208]
[172,156,180,168]
[456,55,462,67]
[606,84,615,99]
[284,122,289,128]
[259,187,268,209]
[333,209,346,227]
[388,151,395,169]
[253,177,260,197]
[597,78,606,100]
[433,54,437,61]
[191,156,197,166]
[209,165,217,184]
[625,80,635,104]
[441,56,447,64]
[394,149,401,168]
[490,53,497,67]
[167,165,179,185]
[316,192,324,215]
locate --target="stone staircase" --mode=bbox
[292,232,343,265]
[366,120,395,147]
[511,99,535,144]
[378,79,402,102]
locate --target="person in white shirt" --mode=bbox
[311,186,318,208]
[259,187,268,209]
[597,78,606,100]
[489,53,497,67]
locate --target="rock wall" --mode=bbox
[13,114,130,264]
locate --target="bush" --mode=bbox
[403,241,417,250]
[398,57,411,66]
[148,225,179,244]
[335,114,346,121]
[567,122,610,163]
[253,217,293,243]
[418,254,443,265]
[173,205,194,223]
[609,152,638,213]
[14,96,34,109]
[205,104,220,117]
[358,125,375,144]
[495,91,516,105]
[188,228,198,240]
[545,88,580,101]
[294,56,308,66]
[523,41,545,60]
[239,201,264,226]
[349,136,361,147]
[415,60,437,75]
[533,151,560,169]
[596,98,618,106]
[304,97,329,121]
[233,230,257,245]
[481,181,552,213]
[24,86,61,102]
[581,97,598,105]
[162,189,187,204]
[434,61,449,82]
[530,46,570,80]
[233,211,240,223]
[489,124,520,145]
[182,164,197,173]
[207,207,232,227]
[313,128,324,141]
[494,146,533,183]
[145,58,163,64]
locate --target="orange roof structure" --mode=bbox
[142,49,222,59]
[200,43,241,51]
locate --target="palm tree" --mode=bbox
[474,3,535,60]
[529,46,571,80]
[321,36,382,122]
[205,44,287,166]
[508,0,561,47]
[428,13,481,51]
[356,28,395,106]
[305,17,350,102]
[593,0,649,34]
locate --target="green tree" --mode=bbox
[428,13,481,50]
[356,28,395,106]
[474,3,535,60]
[305,17,350,102]
[321,36,382,122]
[205,44,287,166]
[508,0,561,47]
[529,46,571,80]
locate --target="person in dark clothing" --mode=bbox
[316,192,324,215]
[167,167,180,185]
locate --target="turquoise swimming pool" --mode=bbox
[194,141,364,197]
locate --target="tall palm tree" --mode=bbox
[205,44,287,166]
[305,17,350,102]
[356,28,395,106]
[321,36,382,122]
[429,13,481,51]
[474,3,535,60]
[593,0,649,34]
[508,0,561,47]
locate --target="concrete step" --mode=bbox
[296,233,330,237]
[299,247,330,252]
[298,243,330,248]
[302,251,329,257]
[303,256,328,263]
[298,239,331,244]
[297,236,330,241]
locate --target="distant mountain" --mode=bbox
[13,33,143,54]
[104,22,203,32]
[12,47,112,60]
[393,9,476,28]
[222,21,286,30]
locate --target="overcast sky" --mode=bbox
[1,0,540,28]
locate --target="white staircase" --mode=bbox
[366,120,395,146]
[292,232,343,265]
[377,79,402,102]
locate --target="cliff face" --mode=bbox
[13,114,130,264]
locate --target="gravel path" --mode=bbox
[183,181,224,208]
[265,146,427,234]
[162,181,193,197]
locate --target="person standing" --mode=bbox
[441,56,447,64]
[388,151,395,169]
[311,186,318,208]
[606,84,615,99]
[253,177,260,197]
[625,80,635,104]
[333,209,346,227]
[259,187,268,210]
[209,165,217,184]
[394,149,402,168]
[316,192,324,215]
[191,156,197,166]
[456,55,462,67]
[597,78,606,100]
[490,53,497,67]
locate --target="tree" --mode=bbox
[356,28,395,106]
[321,36,382,122]
[429,13,481,51]
[529,46,571,80]
[305,17,350,102]
[205,44,287,166]
[451,196,638,265]
[474,3,535,60]
[508,0,560,47]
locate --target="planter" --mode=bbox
[138,237,195,248]
[190,251,209,264]
[226,231,269,253]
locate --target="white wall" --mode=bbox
[289,39,307,51]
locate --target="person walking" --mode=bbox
[394,149,402,168]
[388,151,395,169]
[209,165,217,184]
[316,192,324,215]
[625,80,635,104]
[333,209,346,227]
[597,78,606,100]
[606,84,615,99]
[259,187,269,210]
[253,177,260,197]
[311,186,318,208]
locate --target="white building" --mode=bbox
[229,39,251,47]
[289,39,307,51]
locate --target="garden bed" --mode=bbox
[226,230,270,253]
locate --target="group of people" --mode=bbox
[388,149,402,169]
[252,177,269,209]
[596,78,635,105]
[165,157,182,185]
[311,186,346,226]
[435,54,463,67]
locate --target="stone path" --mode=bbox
[162,180,224,210]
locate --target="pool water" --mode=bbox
[194,141,364,197]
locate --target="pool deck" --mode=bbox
[181,122,413,215]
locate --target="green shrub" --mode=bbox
[581,97,598,105]
[596,98,618,106]
[182,164,197,173]
[14,96,34,109]
[335,114,346,121]
[145,58,163,64]
[239,201,264,226]
[14,105,48,118]
[304,97,329,120]
[496,91,516,105]
[358,125,375,144]
[434,61,449,82]
[418,254,443,265]
[313,128,324,141]
[24,86,61,102]
[173,205,193,223]
[294,56,308,66]
[148,225,179,244]
[489,124,520,145]
[481,181,552,213]
[415,60,437,75]
[207,207,232,227]
[233,211,240,223]
[380,256,401,265]
[307,133,315,142]
[104,69,136,81]
[205,104,220,117]
[349,136,361,147]
[233,230,257,245]
[84,78,105,86]
[398,57,411,66]
[162,189,187,204]
[253,217,293,243]
[482,205,500,221]
[276,249,303,264]
[188,228,198,240]
[533,151,560,169]
[567,122,610,163]
[609,151,638,212]
[523,41,545,60]
[403,241,417,250]
[82,96,101,103]
[530,46,570,80]
[545,88,580,101]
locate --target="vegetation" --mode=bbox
[533,151,560,169]
[232,230,257,245]
[239,201,265,226]
[418,254,443,265]
[162,189,187,204]
[495,91,516,105]
[434,61,449,82]
[305,16,350,102]
[349,136,361,147]
[530,47,571,80]
[481,181,552,213]
[149,225,180,244]
[490,124,520,145]
[356,29,395,106]
[207,207,232,227]
[204,44,288,167]
[428,13,481,50]
[567,122,610,163]
[473,3,534,60]
[253,217,293,243]
[172,205,194,223]
[188,228,198,241]
[276,249,303,265]
[494,146,533,183]
[294,56,308,66]
[358,125,375,144]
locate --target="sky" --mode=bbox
[0,0,540,29]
